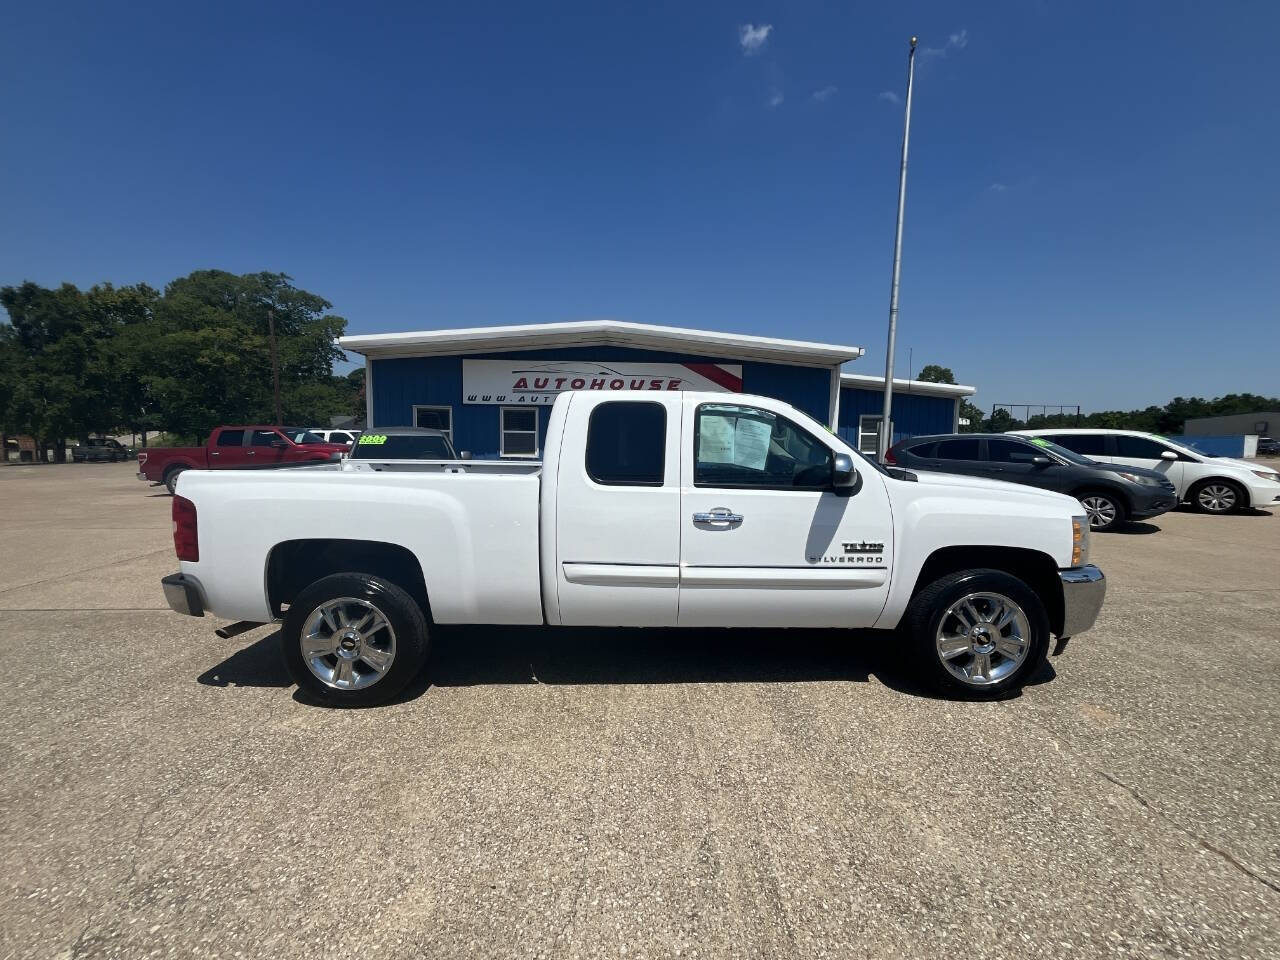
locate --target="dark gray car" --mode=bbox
[886,433,1178,531]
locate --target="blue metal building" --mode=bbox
[339,321,975,459]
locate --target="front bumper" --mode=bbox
[1059,564,1105,638]
[1130,486,1178,519]
[1244,480,1280,509]
[161,573,205,617]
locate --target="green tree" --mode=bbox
[916,364,955,384]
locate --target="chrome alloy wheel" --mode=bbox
[1080,495,1118,530]
[935,592,1031,687]
[1197,483,1237,513]
[300,597,397,691]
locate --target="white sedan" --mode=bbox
[1013,429,1280,514]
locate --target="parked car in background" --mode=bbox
[1013,429,1280,514]
[305,429,359,446]
[1257,437,1279,457]
[72,437,133,463]
[887,433,1177,531]
[137,426,349,494]
[343,427,460,471]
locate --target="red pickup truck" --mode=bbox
[137,426,349,494]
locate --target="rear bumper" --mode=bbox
[161,573,205,617]
[1058,565,1105,638]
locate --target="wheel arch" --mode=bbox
[1190,475,1249,508]
[266,538,431,620]
[909,545,1065,637]
[1068,483,1131,512]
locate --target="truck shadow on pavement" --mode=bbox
[197,626,1056,705]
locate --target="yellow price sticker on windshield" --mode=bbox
[358,434,387,445]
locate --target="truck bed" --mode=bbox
[176,465,544,625]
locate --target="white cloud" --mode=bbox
[739,23,772,55]
[812,85,838,102]
[988,182,1008,193]
[877,90,900,104]
[921,28,969,58]
[767,89,784,108]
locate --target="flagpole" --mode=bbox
[879,36,918,460]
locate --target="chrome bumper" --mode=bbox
[161,573,205,617]
[1059,564,1105,638]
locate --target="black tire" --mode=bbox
[904,568,1051,700]
[281,572,429,707]
[163,466,185,495]
[1189,478,1245,514]
[1074,489,1128,532]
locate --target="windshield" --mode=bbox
[284,429,327,445]
[350,433,457,459]
[1025,436,1096,466]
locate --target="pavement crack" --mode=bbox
[1099,771,1280,896]
[0,547,171,597]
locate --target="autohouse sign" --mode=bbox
[462,359,744,405]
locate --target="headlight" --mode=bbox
[1071,515,1090,566]
[1115,471,1161,486]
[1251,470,1280,483]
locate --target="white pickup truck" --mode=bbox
[162,391,1105,705]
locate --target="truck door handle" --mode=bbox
[693,508,743,526]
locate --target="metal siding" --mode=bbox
[836,387,958,448]
[371,348,835,458]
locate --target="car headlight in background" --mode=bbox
[1072,515,1090,566]
[1250,470,1280,483]
[1115,471,1162,486]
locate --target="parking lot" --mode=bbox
[1,461,1277,959]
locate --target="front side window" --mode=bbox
[934,437,981,461]
[987,438,1041,463]
[501,408,539,458]
[251,430,283,447]
[1045,433,1108,457]
[1115,435,1173,459]
[217,430,245,447]
[586,401,666,486]
[694,403,832,489]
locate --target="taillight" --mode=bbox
[884,448,897,465]
[172,496,199,562]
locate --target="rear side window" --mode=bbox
[586,402,666,486]
[1115,435,1172,458]
[934,438,980,460]
[1046,433,1108,456]
[903,441,935,458]
[217,430,244,447]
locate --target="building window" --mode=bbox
[412,405,453,443]
[501,408,539,458]
[857,416,885,456]
[586,401,666,486]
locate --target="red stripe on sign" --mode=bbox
[682,363,743,392]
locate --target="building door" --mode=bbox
[679,399,893,628]
[553,394,682,627]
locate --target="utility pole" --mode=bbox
[268,307,283,426]
[879,36,918,460]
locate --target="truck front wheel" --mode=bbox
[281,572,429,707]
[905,569,1050,700]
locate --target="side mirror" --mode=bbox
[1160,450,1178,461]
[1031,455,1052,466]
[832,452,858,489]
[459,450,473,460]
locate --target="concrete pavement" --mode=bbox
[1,461,1277,959]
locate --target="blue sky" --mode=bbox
[2,1,1277,411]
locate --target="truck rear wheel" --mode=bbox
[281,572,428,707]
[905,569,1050,700]
[164,466,186,495]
